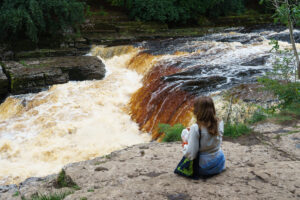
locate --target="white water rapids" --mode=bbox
[0,47,150,185]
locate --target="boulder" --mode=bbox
[241,55,270,66]
[267,30,300,43]
[2,56,105,95]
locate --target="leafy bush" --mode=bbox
[159,123,185,142]
[270,103,300,123]
[224,122,252,138]
[207,0,245,18]
[248,109,268,124]
[0,0,85,43]
[107,0,245,23]
[258,40,300,108]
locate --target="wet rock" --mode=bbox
[200,33,261,44]
[0,65,9,99]
[2,61,68,94]
[236,69,262,77]
[180,76,227,94]
[0,184,18,194]
[0,184,19,200]
[2,56,105,95]
[241,55,270,66]
[267,30,300,43]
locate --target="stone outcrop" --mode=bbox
[2,56,105,95]
[267,30,300,44]
[1,120,299,200]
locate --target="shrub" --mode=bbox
[0,0,85,43]
[159,123,185,142]
[224,122,252,138]
[248,108,269,124]
[258,40,300,108]
[207,0,245,18]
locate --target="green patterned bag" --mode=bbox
[174,129,201,179]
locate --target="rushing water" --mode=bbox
[0,28,299,185]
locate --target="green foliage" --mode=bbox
[55,169,78,189]
[207,0,245,18]
[57,169,67,187]
[159,123,185,142]
[260,0,300,25]
[0,0,85,43]
[21,191,73,200]
[248,109,268,124]
[271,103,300,123]
[258,40,300,107]
[224,122,252,138]
[85,5,107,17]
[107,0,245,23]
[13,191,20,197]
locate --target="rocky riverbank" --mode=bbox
[1,119,299,200]
[0,56,105,99]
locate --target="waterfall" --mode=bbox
[1,28,299,185]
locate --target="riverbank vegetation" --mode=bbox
[0,0,272,45]
[0,0,85,43]
[107,0,246,23]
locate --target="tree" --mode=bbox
[106,0,246,23]
[0,0,85,43]
[261,0,300,78]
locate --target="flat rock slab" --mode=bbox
[0,66,8,98]
[2,56,105,94]
[3,121,299,200]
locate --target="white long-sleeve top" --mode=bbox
[182,121,224,160]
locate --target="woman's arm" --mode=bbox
[183,124,199,160]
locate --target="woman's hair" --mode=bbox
[194,96,219,136]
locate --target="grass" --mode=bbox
[93,160,106,165]
[224,122,252,138]
[248,109,268,124]
[159,123,185,142]
[13,191,20,197]
[54,169,78,189]
[21,191,73,200]
[269,103,300,124]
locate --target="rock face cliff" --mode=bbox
[1,121,299,200]
[0,56,106,96]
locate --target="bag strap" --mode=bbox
[198,127,202,152]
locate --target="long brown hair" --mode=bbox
[194,96,219,136]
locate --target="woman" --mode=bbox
[183,96,225,176]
